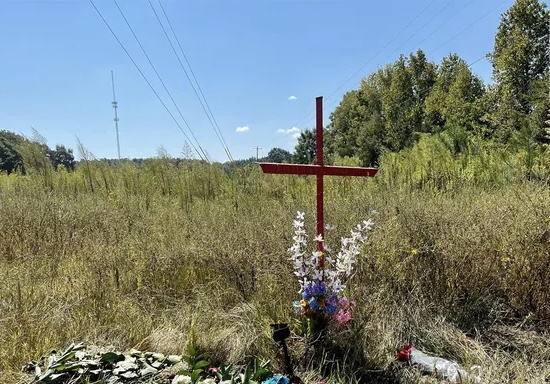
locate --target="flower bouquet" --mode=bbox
[289,211,375,337]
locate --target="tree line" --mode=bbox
[293,0,550,166]
[0,129,76,174]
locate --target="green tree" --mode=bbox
[266,147,292,163]
[0,130,25,174]
[293,129,316,164]
[380,56,416,150]
[19,129,50,172]
[48,144,76,171]
[489,0,549,140]
[407,49,438,133]
[357,110,385,166]
[425,54,485,133]
[327,90,366,158]
[327,49,437,165]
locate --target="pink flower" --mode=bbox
[208,367,220,373]
[338,297,348,307]
[334,309,352,325]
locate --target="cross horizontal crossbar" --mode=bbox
[259,162,378,177]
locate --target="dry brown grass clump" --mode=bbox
[0,163,548,383]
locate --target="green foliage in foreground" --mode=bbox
[0,146,549,383]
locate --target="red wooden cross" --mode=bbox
[259,96,378,256]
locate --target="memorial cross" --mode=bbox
[259,96,378,263]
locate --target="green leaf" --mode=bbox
[191,368,203,383]
[195,352,209,361]
[186,344,196,357]
[193,360,209,370]
[177,369,192,376]
[48,363,67,371]
[100,352,125,365]
[251,368,271,381]
[243,364,251,384]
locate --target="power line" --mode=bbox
[468,56,486,68]
[89,0,205,161]
[298,0,506,131]
[427,1,508,56]
[112,0,209,162]
[268,53,488,155]
[330,0,455,103]
[311,0,459,125]
[284,0,443,132]
[266,1,456,150]
[154,0,235,163]
[409,0,476,53]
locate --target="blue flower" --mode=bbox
[292,300,302,313]
[303,284,313,298]
[264,374,290,384]
[327,302,337,314]
[312,282,326,295]
[309,297,319,311]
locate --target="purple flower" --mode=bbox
[303,284,313,298]
[312,282,326,296]
[338,297,349,307]
[327,293,337,305]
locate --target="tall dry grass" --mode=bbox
[0,156,548,383]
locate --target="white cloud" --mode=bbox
[288,95,297,100]
[292,132,301,139]
[277,127,300,135]
[236,126,249,133]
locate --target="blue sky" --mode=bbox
[1,0,514,162]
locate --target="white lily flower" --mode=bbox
[288,211,375,298]
[293,220,304,227]
[312,269,323,281]
[172,375,192,384]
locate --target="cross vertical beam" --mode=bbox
[316,96,324,253]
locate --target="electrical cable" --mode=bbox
[155,0,235,163]
[89,0,206,161]
[312,0,460,126]
[284,0,445,133]
[298,0,507,131]
[112,0,210,162]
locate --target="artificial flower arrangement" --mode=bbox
[289,211,375,335]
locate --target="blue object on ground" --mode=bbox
[263,374,290,384]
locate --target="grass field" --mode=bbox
[0,157,549,383]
